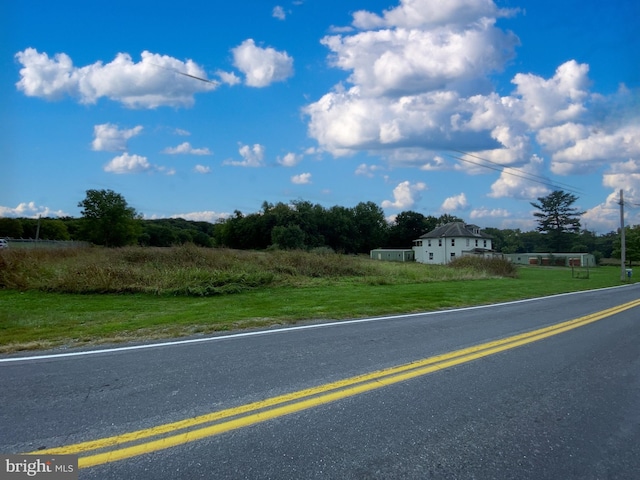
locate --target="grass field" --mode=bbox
[0,245,632,353]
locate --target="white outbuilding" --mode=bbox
[412,222,496,265]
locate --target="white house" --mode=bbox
[412,222,495,264]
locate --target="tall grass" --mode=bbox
[448,256,519,278]
[0,245,516,296]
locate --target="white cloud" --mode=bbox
[194,164,211,174]
[0,202,68,218]
[174,128,191,136]
[104,153,155,174]
[159,167,176,176]
[470,207,510,219]
[321,12,518,98]
[352,0,515,30]
[223,143,266,167]
[441,192,468,211]
[303,0,640,211]
[488,155,550,200]
[277,152,302,167]
[381,180,426,209]
[92,123,143,151]
[536,122,589,151]
[15,48,217,108]
[170,211,230,222]
[511,60,590,130]
[581,190,638,233]
[162,142,212,155]
[273,6,286,20]
[550,124,640,175]
[355,163,384,177]
[232,39,294,87]
[291,173,312,184]
[216,70,242,86]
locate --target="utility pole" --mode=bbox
[619,189,626,281]
[35,215,41,244]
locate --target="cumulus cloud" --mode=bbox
[441,192,469,211]
[92,123,143,151]
[581,189,640,233]
[223,143,266,167]
[303,0,640,212]
[381,180,426,209]
[304,0,521,158]
[216,70,242,86]
[291,173,312,184]
[0,202,68,218]
[550,124,640,175]
[232,39,294,87]
[321,21,518,98]
[15,48,217,108]
[352,0,515,29]
[162,142,212,155]
[488,155,550,200]
[104,153,158,174]
[194,164,212,174]
[273,6,286,20]
[277,152,302,167]
[512,60,590,130]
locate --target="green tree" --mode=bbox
[387,211,429,248]
[352,201,388,253]
[271,224,305,250]
[322,206,357,253]
[0,218,24,238]
[613,225,640,266]
[78,189,141,246]
[38,218,71,240]
[531,190,585,252]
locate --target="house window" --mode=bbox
[450,253,456,259]
[466,239,470,247]
[438,239,442,247]
[475,239,478,247]
[427,240,431,247]
[483,240,487,247]
[429,252,433,260]
[451,238,455,246]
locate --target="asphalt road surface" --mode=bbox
[2,285,639,479]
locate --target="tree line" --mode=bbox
[0,188,633,263]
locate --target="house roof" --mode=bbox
[418,222,493,239]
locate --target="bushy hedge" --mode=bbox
[448,256,519,278]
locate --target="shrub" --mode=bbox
[448,256,518,278]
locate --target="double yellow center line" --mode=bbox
[33,299,640,468]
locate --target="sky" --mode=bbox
[2,0,639,234]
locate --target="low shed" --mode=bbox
[504,253,596,267]
[370,249,415,262]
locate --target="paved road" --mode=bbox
[2,285,640,479]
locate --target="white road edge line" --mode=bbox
[0,285,633,363]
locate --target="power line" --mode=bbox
[445,149,582,195]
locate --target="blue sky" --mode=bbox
[2,0,639,233]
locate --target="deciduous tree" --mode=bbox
[78,189,141,246]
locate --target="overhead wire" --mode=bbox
[444,149,583,195]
